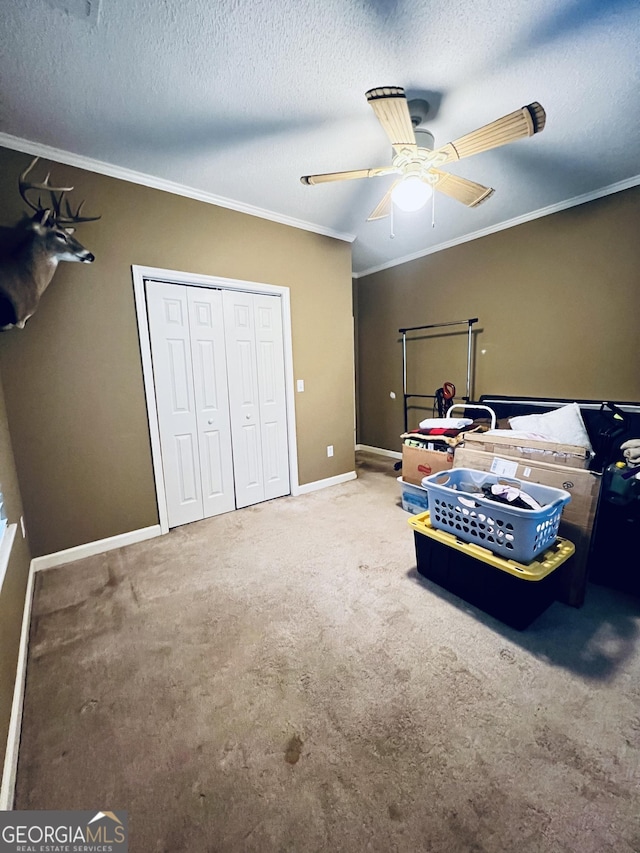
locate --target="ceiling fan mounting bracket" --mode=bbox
[408,98,430,128]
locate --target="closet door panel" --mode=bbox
[201,430,224,494]
[254,294,290,499]
[188,288,236,517]
[241,424,262,486]
[174,434,199,504]
[222,290,265,508]
[147,281,203,527]
[262,421,281,485]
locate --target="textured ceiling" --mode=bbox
[1,0,639,275]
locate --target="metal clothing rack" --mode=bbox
[399,317,478,433]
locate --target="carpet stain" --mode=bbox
[128,579,140,607]
[79,698,98,714]
[388,804,403,821]
[625,716,640,747]
[299,672,312,690]
[106,564,121,589]
[535,724,625,797]
[499,648,516,663]
[438,645,457,663]
[285,734,303,764]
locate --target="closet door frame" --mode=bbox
[132,265,300,534]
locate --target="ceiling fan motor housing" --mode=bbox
[414,128,434,152]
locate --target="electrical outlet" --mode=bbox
[297,379,304,392]
[327,445,334,457]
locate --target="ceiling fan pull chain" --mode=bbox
[431,188,436,229]
[390,202,395,239]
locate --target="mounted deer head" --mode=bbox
[0,157,100,330]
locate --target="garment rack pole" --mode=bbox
[399,318,478,433]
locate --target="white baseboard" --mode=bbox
[356,444,402,460]
[294,471,357,495]
[0,525,18,597]
[31,525,163,572]
[0,561,36,810]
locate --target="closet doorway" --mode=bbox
[133,267,300,533]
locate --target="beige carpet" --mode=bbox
[15,452,640,852]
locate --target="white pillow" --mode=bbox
[509,403,593,451]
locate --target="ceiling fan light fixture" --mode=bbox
[391,176,432,212]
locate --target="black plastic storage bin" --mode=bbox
[409,512,575,630]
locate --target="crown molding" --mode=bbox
[0,132,356,244]
[3,132,637,271]
[353,173,640,278]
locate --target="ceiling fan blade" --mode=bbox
[430,170,494,207]
[430,102,546,166]
[300,166,398,185]
[367,181,401,221]
[365,87,417,155]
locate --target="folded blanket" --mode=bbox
[485,428,554,441]
[419,417,473,429]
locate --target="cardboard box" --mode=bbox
[463,432,592,469]
[402,443,453,486]
[453,446,601,607]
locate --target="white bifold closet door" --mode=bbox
[222,289,290,509]
[147,281,236,527]
[147,281,290,527]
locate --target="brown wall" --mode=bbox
[0,147,355,557]
[0,377,32,770]
[356,185,640,450]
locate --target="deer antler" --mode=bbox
[18,157,101,224]
[51,192,101,225]
[19,157,73,213]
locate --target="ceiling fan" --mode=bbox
[300,87,546,220]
